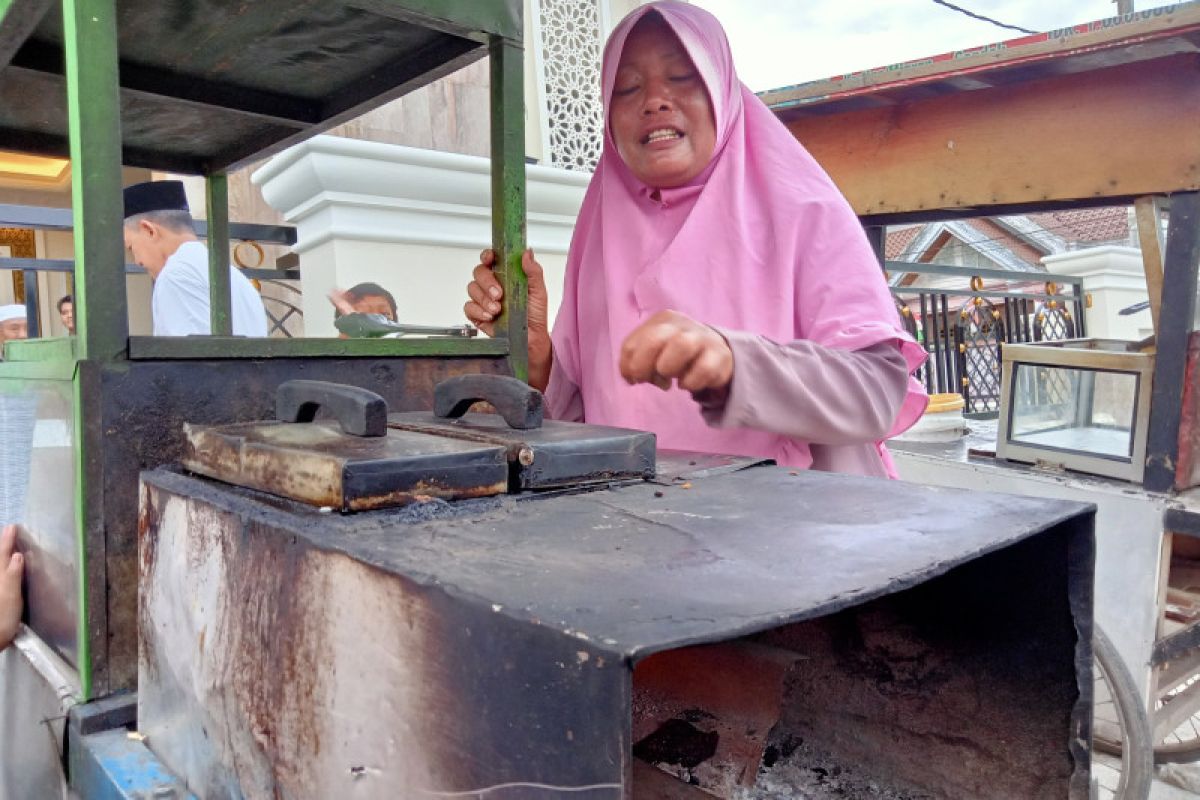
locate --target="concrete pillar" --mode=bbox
[1042,245,1151,341]
[252,136,589,337]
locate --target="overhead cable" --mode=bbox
[930,0,1038,35]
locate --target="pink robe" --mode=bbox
[544,1,928,477]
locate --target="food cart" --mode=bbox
[0,1,1099,798]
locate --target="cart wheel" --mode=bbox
[1092,626,1154,800]
[1152,672,1200,764]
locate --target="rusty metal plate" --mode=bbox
[387,411,656,489]
[182,420,508,511]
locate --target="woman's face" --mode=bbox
[610,17,716,189]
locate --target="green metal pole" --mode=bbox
[63,0,126,361]
[63,0,127,702]
[489,36,528,382]
[206,173,233,336]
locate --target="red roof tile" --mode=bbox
[885,226,921,259]
[1027,207,1130,244]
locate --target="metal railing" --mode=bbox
[886,261,1086,415]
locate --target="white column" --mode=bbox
[1042,246,1151,341]
[252,136,590,337]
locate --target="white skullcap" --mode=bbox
[0,304,26,323]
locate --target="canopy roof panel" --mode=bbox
[0,0,522,173]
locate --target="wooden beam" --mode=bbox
[787,55,1200,216]
[0,0,52,70]
[761,6,1200,112]
[860,195,1144,227]
[1135,195,1169,338]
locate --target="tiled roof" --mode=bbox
[886,219,1044,270]
[885,226,921,259]
[1027,207,1129,244]
[886,207,1131,268]
[963,218,1045,267]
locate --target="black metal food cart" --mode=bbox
[0,1,1099,798]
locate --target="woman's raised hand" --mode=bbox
[465,248,553,390]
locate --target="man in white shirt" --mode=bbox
[122,180,268,337]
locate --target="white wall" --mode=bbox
[1043,246,1152,341]
[253,136,590,337]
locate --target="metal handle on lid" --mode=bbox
[434,374,543,430]
[276,380,388,437]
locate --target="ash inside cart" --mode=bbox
[732,735,931,800]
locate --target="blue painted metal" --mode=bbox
[70,728,195,800]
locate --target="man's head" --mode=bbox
[57,294,74,333]
[122,181,196,278]
[339,283,398,321]
[0,304,28,350]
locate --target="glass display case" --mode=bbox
[997,339,1155,482]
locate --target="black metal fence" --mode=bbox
[886,262,1085,415]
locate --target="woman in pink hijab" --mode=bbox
[466,1,927,478]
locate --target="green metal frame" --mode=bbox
[0,0,527,700]
[62,0,131,699]
[64,0,126,365]
[5,1,527,368]
[4,336,76,363]
[206,174,233,337]
[0,358,77,380]
[489,36,528,381]
[128,336,510,359]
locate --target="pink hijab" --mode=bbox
[547,1,927,473]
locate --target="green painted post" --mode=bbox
[71,375,92,699]
[63,0,128,701]
[488,36,528,382]
[63,0,126,362]
[206,173,233,336]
